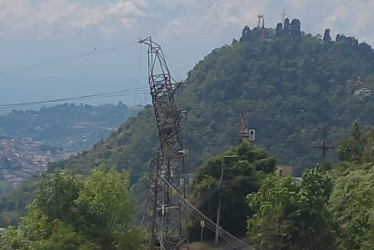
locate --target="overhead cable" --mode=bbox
[0,41,137,75]
[0,87,149,109]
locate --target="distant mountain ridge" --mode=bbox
[0,102,142,151]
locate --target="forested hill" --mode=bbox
[51,18,374,183]
[0,102,142,151]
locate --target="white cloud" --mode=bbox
[0,0,374,46]
[120,17,137,29]
[155,0,201,9]
[107,1,145,17]
[160,1,262,40]
[315,0,374,44]
[0,0,150,39]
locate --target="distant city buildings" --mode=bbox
[0,103,144,188]
[0,137,77,188]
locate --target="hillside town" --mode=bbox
[0,136,76,188]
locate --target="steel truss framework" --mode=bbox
[139,37,188,250]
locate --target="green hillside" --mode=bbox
[180,24,374,175]
[51,19,374,181]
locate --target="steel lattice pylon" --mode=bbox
[139,37,188,250]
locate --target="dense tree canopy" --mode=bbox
[190,142,276,237]
[329,166,374,250]
[0,168,146,250]
[247,169,335,250]
[328,124,374,249]
[323,29,331,42]
[245,124,374,249]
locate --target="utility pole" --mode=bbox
[214,157,224,245]
[215,155,238,245]
[140,37,188,250]
[313,127,334,158]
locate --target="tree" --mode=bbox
[290,19,301,38]
[329,126,374,249]
[283,18,290,35]
[337,121,365,162]
[33,170,82,225]
[74,168,145,249]
[0,168,146,250]
[329,167,374,249]
[247,168,336,250]
[323,29,331,42]
[2,219,95,250]
[336,34,359,46]
[358,42,373,58]
[275,23,283,36]
[240,25,253,42]
[191,142,276,237]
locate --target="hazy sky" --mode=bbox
[1,0,373,111]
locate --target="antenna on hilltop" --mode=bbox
[257,14,265,29]
[282,9,286,23]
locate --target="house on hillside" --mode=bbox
[275,165,293,177]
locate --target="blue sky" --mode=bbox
[1,0,373,112]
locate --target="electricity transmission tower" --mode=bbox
[139,37,188,250]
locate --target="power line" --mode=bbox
[313,126,334,159]
[159,176,255,250]
[0,87,149,109]
[0,41,137,75]
[0,41,151,110]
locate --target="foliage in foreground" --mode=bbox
[329,123,374,249]
[191,142,276,237]
[246,123,374,250]
[329,165,374,250]
[0,168,146,250]
[247,169,336,250]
